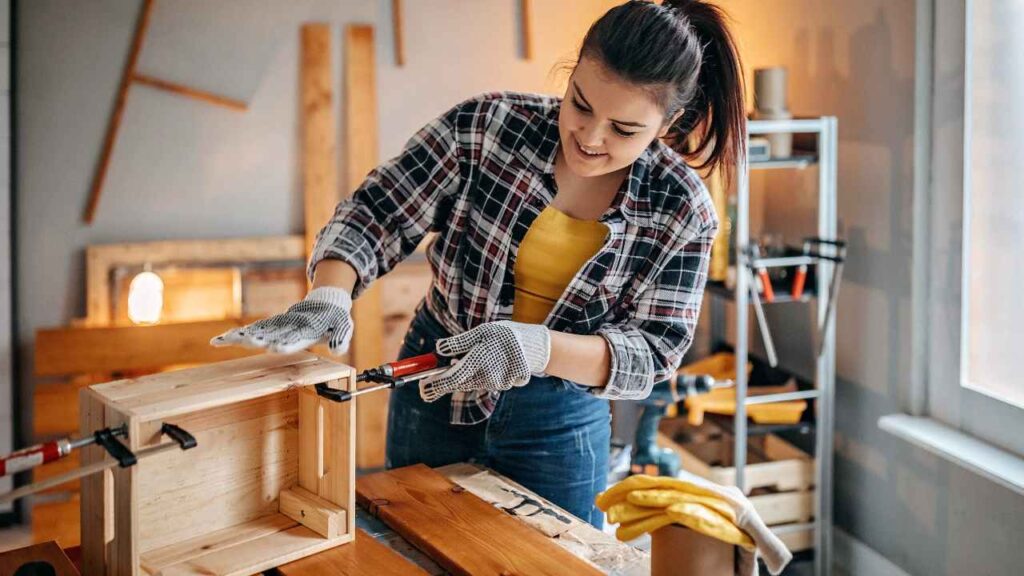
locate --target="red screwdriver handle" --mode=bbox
[388,352,445,378]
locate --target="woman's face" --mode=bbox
[558,56,678,179]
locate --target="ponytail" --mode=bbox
[579,0,747,182]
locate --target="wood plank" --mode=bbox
[356,465,602,576]
[520,0,533,60]
[241,267,306,318]
[344,24,387,470]
[35,319,264,377]
[279,486,346,539]
[107,407,139,575]
[0,541,79,576]
[277,528,427,576]
[83,0,155,225]
[132,73,248,111]
[319,374,356,539]
[32,496,81,550]
[34,381,80,438]
[79,389,106,573]
[156,524,351,576]
[86,235,304,326]
[297,387,323,492]
[301,24,339,262]
[391,0,405,66]
[92,354,350,423]
[135,392,299,553]
[139,513,297,574]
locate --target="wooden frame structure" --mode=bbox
[85,235,305,327]
[80,353,356,575]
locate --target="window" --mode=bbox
[961,0,1024,409]
[919,0,1024,457]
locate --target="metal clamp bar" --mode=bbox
[745,389,821,406]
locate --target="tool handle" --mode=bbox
[791,266,807,299]
[388,352,445,378]
[0,441,63,477]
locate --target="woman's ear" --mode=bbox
[658,109,685,138]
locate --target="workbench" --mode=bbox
[11,463,647,575]
[273,463,648,575]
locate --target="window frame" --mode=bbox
[918,0,1024,457]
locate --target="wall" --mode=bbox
[14,0,618,503]
[0,0,10,510]
[724,1,1024,575]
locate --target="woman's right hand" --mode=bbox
[210,286,354,355]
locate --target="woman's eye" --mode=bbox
[613,125,638,138]
[572,97,591,113]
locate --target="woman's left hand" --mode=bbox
[419,321,551,402]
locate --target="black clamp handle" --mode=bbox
[315,382,354,403]
[161,423,197,450]
[95,426,136,468]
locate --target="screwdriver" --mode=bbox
[316,352,455,403]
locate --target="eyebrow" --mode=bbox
[573,81,649,128]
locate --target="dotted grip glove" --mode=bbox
[210,287,353,355]
[419,320,551,403]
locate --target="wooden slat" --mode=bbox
[132,73,248,111]
[32,496,81,550]
[83,0,155,224]
[277,528,428,576]
[78,390,106,573]
[298,387,323,492]
[107,408,139,575]
[139,513,296,574]
[86,235,304,326]
[356,465,602,576]
[0,541,79,576]
[35,319,263,377]
[391,0,405,66]
[319,375,356,540]
[91,353,349,422]
[344,24,387,469]
[150,524,351,576]
[301,23,338,262]
[279,486,346,539]
[520,0,533,60]
[34,381,79,438]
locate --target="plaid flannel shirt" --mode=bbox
[309,92,718,425]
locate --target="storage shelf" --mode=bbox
[705,280,816,304]
[705,412,815,438]
[750,152,818,170]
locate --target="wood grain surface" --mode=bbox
[356,464,602,576]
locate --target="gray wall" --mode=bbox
[0,0,10,507]
[725,1,1024,575]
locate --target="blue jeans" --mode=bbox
[386,303,611,527]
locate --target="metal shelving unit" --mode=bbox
[709,116,838,576]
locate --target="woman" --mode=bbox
[213,0,744,527]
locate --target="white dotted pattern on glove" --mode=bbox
[419,320,550,402]
[210,286,353,355]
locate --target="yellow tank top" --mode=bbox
[513,205,609,324]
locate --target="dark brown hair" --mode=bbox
[578,0,746,180]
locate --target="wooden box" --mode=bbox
[79,352,357,576]
[658,420,815,551]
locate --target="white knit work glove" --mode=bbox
[419,320,551,403]
[210,287,353,355]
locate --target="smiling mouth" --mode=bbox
[574,136,607,158]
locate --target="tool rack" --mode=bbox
[706,116,839,576]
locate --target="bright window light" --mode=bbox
[128,270,164,325]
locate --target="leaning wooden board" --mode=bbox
[355,464,603,576]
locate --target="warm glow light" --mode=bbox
[128,270,164,325]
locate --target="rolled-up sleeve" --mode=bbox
[593,219,718,400]
[307,103,465,297]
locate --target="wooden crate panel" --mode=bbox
[31,495,80,549]
[81,353,357,575]
[658,424,813,494]
[114,267,241,326]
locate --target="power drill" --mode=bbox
[630,373,718,477]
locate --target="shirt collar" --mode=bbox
[524,100,656,227]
